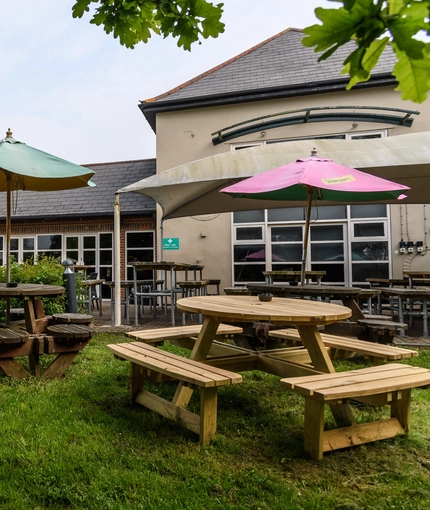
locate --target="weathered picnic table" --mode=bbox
[0,284,93,379]
[246,283,378,322]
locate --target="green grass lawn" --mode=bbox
[1,333,430,509]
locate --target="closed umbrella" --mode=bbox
[221,149,409,285]
[0,129,95,285]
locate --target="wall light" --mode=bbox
[261,131,266,137]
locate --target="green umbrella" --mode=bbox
[0,129,96,284]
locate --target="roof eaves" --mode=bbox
[140,74,397,132]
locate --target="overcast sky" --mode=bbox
[1,0,334,165]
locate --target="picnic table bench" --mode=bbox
[126,323,243,346]
[107,342,242,444]
[268,328,418,365]
[281,364,430,460]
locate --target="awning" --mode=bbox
[118,131,430,219]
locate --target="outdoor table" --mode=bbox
[403,271,430,288]
[263,270,326,285]
[380,287,430,337]
[246,283,376,322]
[175,294,356,426]
[0,283,87,379]
[0,283,65,334]
[73,264,95,279]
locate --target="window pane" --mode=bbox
[23,238,34,250]
[23,253,34,262]
[353,223,385,237]
[234,264,265,282]
[271,227,302,242]
[99,251,113,265]
[127,232,154,248]
[67,237,78,249]
[350,204,386,218]
[0,237,3,250]
[234,244,265,263]
[311,225,343,241]
[351,242,388,261]
[268,207,304,221]
[127,249,153,263]
[84,237,96,249]
[67,251,79,263]
[100,233,112,249]
[10,239,18,250]
[312,264,344,283]
[233,210,265,223]
[310,205,346,220]
[83,252,96,265]
[352,263,389,281]
[272,244,302,262]
[38,235,61,250]
[311,243,344,261]
[236,227,263,241]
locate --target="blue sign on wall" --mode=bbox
[163,237,179,250]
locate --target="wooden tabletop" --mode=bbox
[381,287,430,297]
[0,283,65,297]
[176,295,351,325]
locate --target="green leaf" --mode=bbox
[343,38,389,88]
[393,45,430,103]
[71,0,225,50]
[72,0,92,18]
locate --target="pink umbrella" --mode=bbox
[221,149,409,285]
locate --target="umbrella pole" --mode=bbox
[301,188,313,286]
[5,176,11,323]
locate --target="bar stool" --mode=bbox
[177,280,209,325]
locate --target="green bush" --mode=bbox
[0,256,67,318]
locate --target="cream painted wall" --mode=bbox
[154,85,430,287]
[390,204,430,276]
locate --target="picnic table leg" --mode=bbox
[341,296,364,322]
[172,317,220,408]
[297,325,356,427]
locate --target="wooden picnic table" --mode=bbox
[246,283,379,322]
[0,283,65,334]
[380,287,430,337]
[175,295,356,427]
[0,284,92,379]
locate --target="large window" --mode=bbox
[231,205,390,286]
[126,231,155,280]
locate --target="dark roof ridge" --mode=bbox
[141,27,302,105]
[83,157,156,167]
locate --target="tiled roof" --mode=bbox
[140,28,397,129]
[0,159,156,219]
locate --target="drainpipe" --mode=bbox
[114,193,122,326]
[160,217,164,261]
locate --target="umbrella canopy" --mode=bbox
[117,132,430,220]
[0,129,96,285]
[220,150,409,285]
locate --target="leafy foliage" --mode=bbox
[0,256,66,318]
[303,0,430,103]
[72,0,225,50]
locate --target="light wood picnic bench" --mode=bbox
[126,323,244,346]
[268,328,418,365]
[281,364,430,460]
[106,342,242,444]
